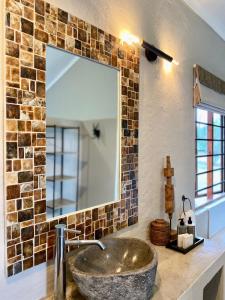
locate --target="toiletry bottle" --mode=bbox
[177,218,187,235]
[187,216,195,242]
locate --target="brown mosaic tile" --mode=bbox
[5,0,139,277]
[35,28,48,43]
[16,244,22,256]
[21,50,33,67]
[18,133,31,147]
[6,160,12,172]
[58,8,68,24]
[24,6,34,21]
[7,200,16,213]
[21,18,34,35]
[6,0,22,15]
[23,257,33,270]
[23,240,33,258]
[34,55,45,70]
[18,208,33,222]
[17,199,22,210]
[21,66,36,80]
[34,200,46,214]
[34,152,45,166]
[21,225,34,241]
[34,250,46,265]
[18,171,33,183]
[12,224,20,239]
[7,104,20,119]
[7,265,13,277]
[6,27,14,41]
[14,261,22,274]
[35,0,45,16]
[36,81,45,97]
[13,160,21,171]
[6,40,19,58]
[7,184,20,200]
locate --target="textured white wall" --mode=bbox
[1,0,225,299]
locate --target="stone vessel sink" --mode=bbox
[68,237,158,300]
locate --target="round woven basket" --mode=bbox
[150,219,170,246]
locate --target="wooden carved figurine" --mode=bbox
[163,156,175,231]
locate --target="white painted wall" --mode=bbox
[2,0,225,299]
[83,118,119,207]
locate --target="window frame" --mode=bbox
[195,108,225,199]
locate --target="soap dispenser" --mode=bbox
[177,218,187,235]
[187,216,195,242]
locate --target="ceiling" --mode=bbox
[46,46,79,91]
[183,0,225,42]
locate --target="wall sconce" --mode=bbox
[142,41,178,65]
[120,31,179,65]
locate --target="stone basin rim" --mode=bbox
[69,237,158,278]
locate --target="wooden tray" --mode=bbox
[166,237,204,254]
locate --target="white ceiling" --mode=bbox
[183,0,225,41]
[46,46,79,91]
[46,46,118,121]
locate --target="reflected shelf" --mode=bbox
[46,152,77,155]
[47,198,75,209]
[46,175,76,181]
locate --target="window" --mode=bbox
[195,108,225,199]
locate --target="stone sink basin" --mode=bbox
[68,237,158,300]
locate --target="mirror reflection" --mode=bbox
[46,46,120,219]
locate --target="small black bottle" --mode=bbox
[177,218,187,235]
[187,216,195,242]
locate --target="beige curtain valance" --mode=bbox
[193,64,225,113]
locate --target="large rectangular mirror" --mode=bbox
[46,46,120,219]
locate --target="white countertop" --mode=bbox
[152,228,225,299]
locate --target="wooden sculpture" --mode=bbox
[164,156,175,232]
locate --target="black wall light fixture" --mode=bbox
[142,40,175,63]
[120,32,178,65]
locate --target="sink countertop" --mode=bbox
[44,228,225,300]
[152,228,225,300]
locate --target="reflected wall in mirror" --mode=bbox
[46,46,120,218]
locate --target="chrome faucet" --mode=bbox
[54,224,106,300]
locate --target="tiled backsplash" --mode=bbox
[5,0,140,276]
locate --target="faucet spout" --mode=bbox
[54,224,106,300]
[65,239,106,250]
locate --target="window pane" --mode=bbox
[197,108,208,123]
[213,184,222,193]
[197,157,207,173]
[197,174,207,191]
[213,113,221,126]
[196,123,207,139]
[213,126,221,140]
[213,141,222,155]
[213,170,222,186]
[195,109,224,198]
[213,155,221,170]
[197,140,207,156]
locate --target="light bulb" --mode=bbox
[120,31,141,46]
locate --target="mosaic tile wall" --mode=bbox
[4,0,140,276]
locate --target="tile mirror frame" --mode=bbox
[5,0,139,276]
